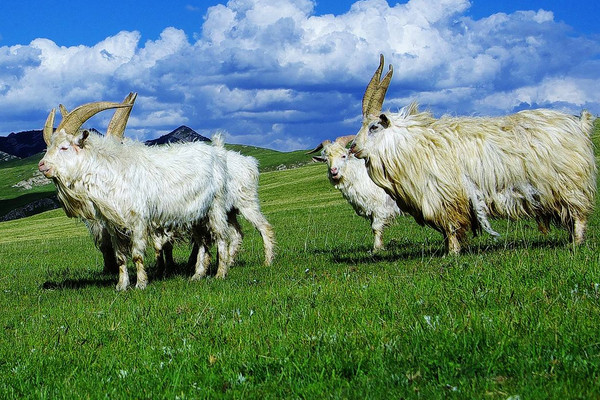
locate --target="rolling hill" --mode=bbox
[0,143,314,221]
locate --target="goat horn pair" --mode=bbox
[306,140,332,155]
[43,96,136,145]
[106,92,137,139]
[334,135,355,148]
[361,54,393,118]
[306,135,355,155]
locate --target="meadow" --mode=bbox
[1,138,600,398]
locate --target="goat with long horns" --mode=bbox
[351,55,596,254]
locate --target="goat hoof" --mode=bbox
[115,282,128,291]
[190,273,206,281]
[135,280,147,290]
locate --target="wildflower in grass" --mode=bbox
[424,315,439,329]
[118,369,128,379]
[571,284,579,296]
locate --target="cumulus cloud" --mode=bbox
[0,0,598,150]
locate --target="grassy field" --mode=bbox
[0,145,311,219]
[1,139,600,398]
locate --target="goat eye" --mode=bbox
[60,146,69,151]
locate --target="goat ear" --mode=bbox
[379,114,391,128]
[312,156,326,163]
[76,130,90,147]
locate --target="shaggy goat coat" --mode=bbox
[40,130,230,289]
[187,134,276,276]
[352,104,596,252]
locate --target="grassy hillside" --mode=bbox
[1,155,600,398]
[225,144,313,171]
[0,154,56,218]
[0,121,599,398]
[0,145,314,219]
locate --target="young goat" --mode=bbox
[309,135,402,251]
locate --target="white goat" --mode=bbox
[308,135,401,251]
[351,55,597,254]
[110,128,275,275]
[211,134,275,265]
[39,103,232,290]
[165,134,276,278]
[57,93,137,275]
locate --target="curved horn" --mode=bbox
[58,104,69,118]
[361,54,393,117]
[370,64,393,115]
[43,108,56,145]
[56,101,132,135]
[106,92,137,139]
[334,135,355,148]
[362,54,384,117]
[306,140,332,154]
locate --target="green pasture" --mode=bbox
[0,139,600,398]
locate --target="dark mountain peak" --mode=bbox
[0,128,104,160]
[0,129,46,159]
[0,125,211,161]
[145,126,210,146]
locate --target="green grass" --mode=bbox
[224,144,313,172]
[1,161,600,399]
[0,146,313,218]
[0,154,56,218]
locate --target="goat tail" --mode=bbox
[211,131,226,148]
[579,110,596,135]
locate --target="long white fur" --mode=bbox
[352,102,597,253]
[39,130,231,290]
[313,141,402,251]
[214,134,276,265]
[185,133,276,277]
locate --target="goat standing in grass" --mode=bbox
[309,135,402,251]
[39,102,232,290]
[351,55,597,254]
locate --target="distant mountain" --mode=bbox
[0,126,210,161]
[145,126,210,146]
[0,130,46,159]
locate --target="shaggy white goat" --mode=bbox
[211,134,275,265]
[308,135,401,251]
[111,129,275,276]
[172,133,276,278]
[39,103,232,290]
[65,97,274,279]
[351,55,597,254]
[57,93,137,275]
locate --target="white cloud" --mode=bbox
[0,0,599,150]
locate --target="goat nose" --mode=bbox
[330,167,338,174]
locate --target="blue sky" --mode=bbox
[0,0,599,150]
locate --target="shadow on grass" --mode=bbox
[39,255,242,290]
[322,235,569,265]
[41,276,115,290]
